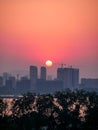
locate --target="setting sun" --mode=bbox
[45,60,53,67]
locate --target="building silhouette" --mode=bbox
[57,68,64,81]
[36,79,63,93]
[57,67,79,88]
[72,68,79,87]
[1,65,93,94]
[81,78,98,88]
[3,72,10,86]
[30,66,38,91]
[40,66,46,80]
[16,76,30,94]
[6,76,16,89]
[0,76,3,87]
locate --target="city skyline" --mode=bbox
[0,0,98,78]
[0,63,98,79]
[0,64,98,80]
[0,65,98,95]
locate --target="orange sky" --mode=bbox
[0,0,98,78]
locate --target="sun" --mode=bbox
[45,60,53,67]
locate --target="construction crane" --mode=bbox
[61,64,66,68]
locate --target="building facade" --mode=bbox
[57,67,79,88]
[30,66,38,91]
[40,66,46,80]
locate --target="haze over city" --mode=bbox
[0,0,98,78]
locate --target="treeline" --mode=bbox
[0,89,98,130]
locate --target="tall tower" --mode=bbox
[0,76,3,87]
[72,68,79,87]
[40,66,46,80]
[63,68,73,88]
[57,68,64,81]
[30,66,38,91]
[57,66,79,88]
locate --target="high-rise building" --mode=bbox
[0,76,3,87]
[5,76,16,89]
[40,66,46,80]
[57,68,64,81]
[63,68,73,88]
[72,68,79,87]
[3,72,11,86]
[30,66,38,91]
[57,67,79,88]
[16,76,30,93]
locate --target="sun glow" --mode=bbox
[45,60,53,67]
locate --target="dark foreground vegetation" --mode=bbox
[0,89,98,130]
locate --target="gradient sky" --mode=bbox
[0,0,98,78]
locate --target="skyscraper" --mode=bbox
[30,66,38,91]
[0,76,3,87]
[57,68,64,81]
[57,67,79,88]
[3,72,10,86]
[63,67,73,88]
[72,68,79,87]
[5,76,16,90]
[40,66,46,80]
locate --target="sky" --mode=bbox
[0,0,98,78]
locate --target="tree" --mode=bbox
[36,94,56,130]
[0,99,8,130]
[54,90,84,130]
[12,93,35,116]
[12,93,36,130]
[0,99,7,116]
[84,92,98,130]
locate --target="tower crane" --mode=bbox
[61,64,66,68]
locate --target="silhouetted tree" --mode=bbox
[12,93,35,116]
[0,89,98,130]
[54,90,85,130]
[83,92,98,130]
[0,99,7,116]
[36,94,56,130]
[12,93,36,130]
[0,99,8,130]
